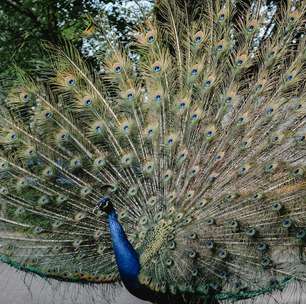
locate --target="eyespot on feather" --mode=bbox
[65,76,77,87]
[113,63,123,74]
[145,30,156,44]
[193,31,205,45]
[120,152,134,167]
[82,95,94,107]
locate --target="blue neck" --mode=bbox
[108,209,167,302]
[108,210,141,291]
[106,209,211,303]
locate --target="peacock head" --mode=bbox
[97,196,114,214]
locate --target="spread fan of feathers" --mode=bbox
[0,0,305,303]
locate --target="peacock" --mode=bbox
[0,1,305,303]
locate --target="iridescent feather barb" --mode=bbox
[0,0,306,303]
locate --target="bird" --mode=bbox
[0,0,305,303]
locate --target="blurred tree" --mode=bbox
[0,0,100,74]
[0,0,154,75]
[0,0,290,76]
[81,1,153,60]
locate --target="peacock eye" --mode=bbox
[207,240,214,249]
[238,116,244,123]
[286,75,293,81]
[241,141,248,147]
[236,59,243,66]
[0,187,8,194]
[267,164,273,170]
[207,130,214,138]
[297,135,305,142]
[166,258,173,267]
[155,94,161,102]
[57,195,67,203]
[207,218,215,225]
[282,218,292,228]
[225,96,232,103]
[266,107,274,115]
[114,65,122,73]
[95,126,102,133]
[189,250,197,258]
[272,202,282,211]
[187,192,193,199]
[84,99,92,106]
[22,94,29,102]
[218,249,227,258]
[10,133,17,140]
[147,35,155,44]
[67,78,76,86]
[240,166,246,174]
[220,271,229,280]
[247,25,254,32]
[123,125,129,132]
[293,168,303,176]
[217,44,223,51]
[179,102,186,109]
[128,187,137,197]
[195,36,202,44]
[191,114,198,120]
[45,111,53,119]
[168,138,173,144]
[296,229,306,240]
[153,65,161,73]
[127,93,134,100]
[148,129,153,135]
[191,68,198,76]
[189,232,197,240]
[253,193,260,200]
[33,226,43,234]
[204,80,212,87]
[168,191,177,200]
[257,242,268,252]
[219,14,225,21]
[230,220,239,228]
[268,51,275,58]
[246,227,256,237]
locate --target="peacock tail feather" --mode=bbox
[0,0,305,303]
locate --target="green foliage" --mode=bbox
[0,0,98,75]
[0,0,154,77]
